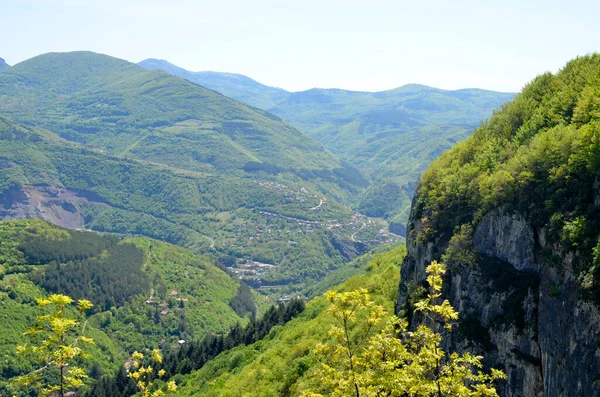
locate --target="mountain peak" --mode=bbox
[138,58,186,75]
[138,58,290,109]
[0,57,8,71]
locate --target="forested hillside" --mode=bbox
[0,219,256,396]
[0,52,349,179]
[0,116,391,285]
[0,52,401,288]
[165,244,406,396]
[270,86,514,226]
[398,54,600,396]
[139,59,514,230]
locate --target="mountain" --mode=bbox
[398,54,600,396]
[0,219,259,395]
[0,50,399,288]
[0,57,8,71]
[270,85,515,226]
[0,52,378,276]
[0,113,395,287]
[140,58,514,229]
[270,84,515,177]
[0,52,347,180]
[138,58,290,109]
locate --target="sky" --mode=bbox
[1,0,599,93]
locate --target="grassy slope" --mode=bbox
[0,219,254,393]
[171,244,406,397]
[0,52,339,176]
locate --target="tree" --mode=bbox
[307,261,506,397]
[128,349,176,397]
[13,293,94,397]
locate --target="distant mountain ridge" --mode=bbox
[140,58,515,228]
[0,57,8,71]
[138,58,290,109]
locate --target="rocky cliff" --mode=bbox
[397,54,600,397]
[1,185,100,230]
[398,207,600,397]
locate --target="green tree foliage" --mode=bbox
[414,54,600,301]
[169,245,406,396]
[308,261,505,397]
[128,350,176,397]
[86,299,305,397]
[0,220,261,394]
[228,283,257,319]
[33,242,150,310]
[13,294,94,397]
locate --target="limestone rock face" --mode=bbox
[398,209,600,397]
[473,210,535,271]
[0,185,101,230]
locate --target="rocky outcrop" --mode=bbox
[1,185,97,229]
[330,232,369,261]
[398,209,600,397]
[473,211,535,271]
[388,221,406,237]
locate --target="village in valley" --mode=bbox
[218,180,403,292]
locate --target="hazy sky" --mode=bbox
[2,0,599,93]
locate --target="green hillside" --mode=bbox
[0,219,254,396]
[0,114,398,286]
[0,51,400,288]
[138,59,513,229]
[138,58,290,110]
[270,86,514,225]
[0,52,351,181]
[270,85,514,170]
[169,244,406,396]
[414,54,600,296]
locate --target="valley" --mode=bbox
[1,45,599,397]
[0,54,386,295]
[139,59,515,227]
[3,0,600,394]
